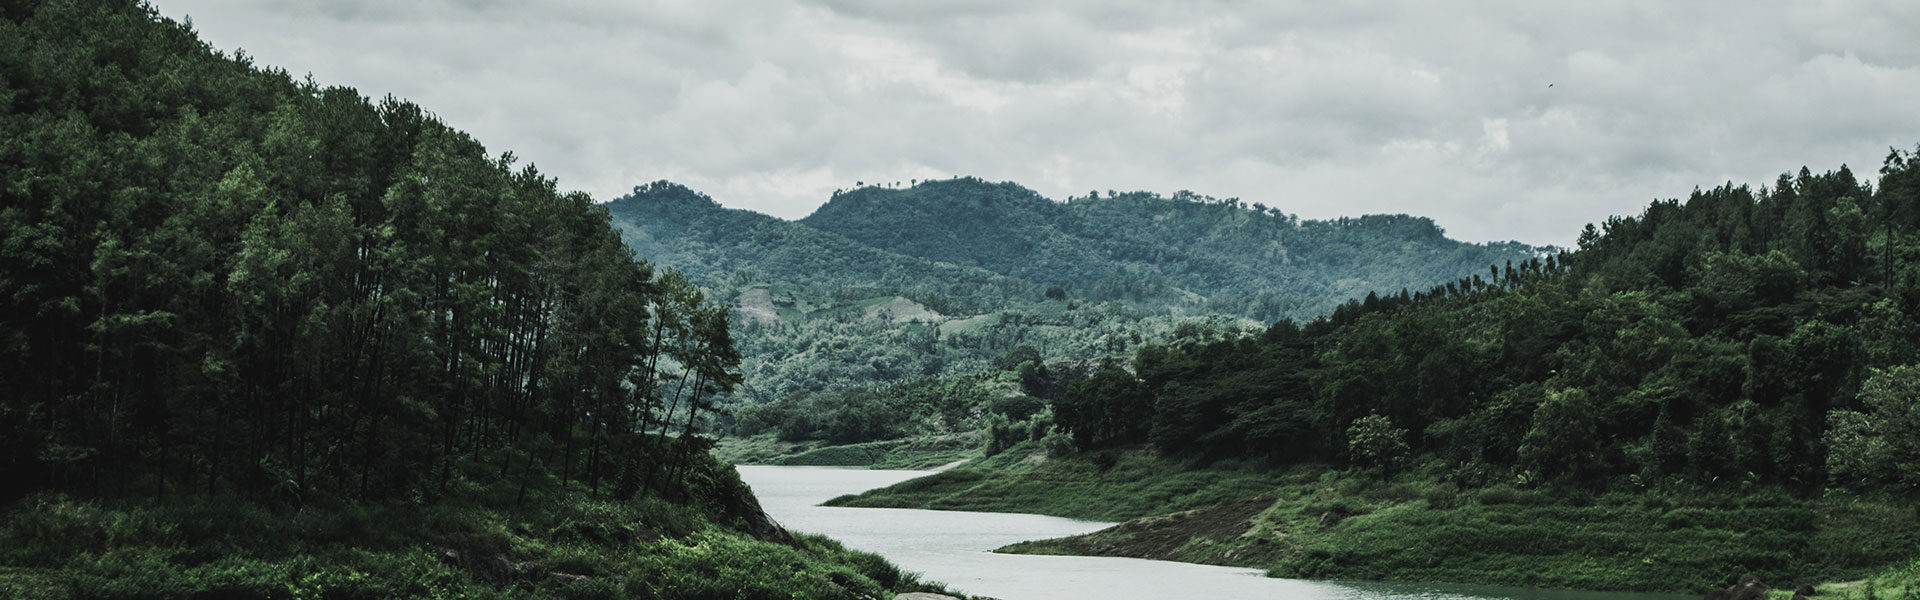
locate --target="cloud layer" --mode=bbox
[156,0,1920,244]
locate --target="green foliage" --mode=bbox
[829,450,1294,522]
[1516,388,1602,484]
[0,0,745,503]
[0,471,939,599]
[797,179,1537,319]
[1265,486,1916,593]
[1828,365,1920,491]
[607,176,1538,430]
[1054,368,1155,449]
[733,374,1002,444]
[0,4,945,599]
[1346,414,1409,474]
[763,435,979,469]
[1037,154,1920,496]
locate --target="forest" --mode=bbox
[816,158,1920,594]
[0,2,944,598]
[607,176,1539,431]
[9,0,1918,597]
[1049,161,1920,494]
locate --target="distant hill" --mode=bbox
[615,177,1542,323]
[607,181,1041,316]
[604,178,1544,405]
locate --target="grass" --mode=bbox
[712,434,824,465]
[1810,557,1920,599]
[1258,482,1917,593]
[0,453,957,600]
[717,433,982,470]
[826,442,1288,521]
[829,445,1920,594]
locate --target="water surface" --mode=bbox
[737,465,1693,600]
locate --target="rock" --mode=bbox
[547,572,588,587]
[1705,573,1766,600]
[895,594,962,600]
[472,555,516,587]
[515,559,549,580]
[1792,585,1817,600]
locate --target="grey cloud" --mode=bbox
[154,0,1920,245]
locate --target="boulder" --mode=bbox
[1704,573,1766,600]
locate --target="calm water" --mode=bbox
[736,465,1692,600]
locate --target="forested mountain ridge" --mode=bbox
[0,2,943,598]
[607,176,1543,417]
[801,177,1541,321]
[609,180,1043,316]
[611,177,1543,325]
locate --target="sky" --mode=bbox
[152,0,1920,246]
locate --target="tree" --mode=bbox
[1346,413,1408,474]
[1054,368,1151,449]
[1827,365,1920,491]
[1518,388,1602,485]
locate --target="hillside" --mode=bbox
[606,177,1543,424]
[608,181,1042,316]
[801,178,1540,321]
[827,158,1920,594]
[0,2,944,598]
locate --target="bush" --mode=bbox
[991,396,1045,422]
[1042,433,1076,458]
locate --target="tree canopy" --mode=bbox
[1054,157,1920,494]
[0,0,740,504]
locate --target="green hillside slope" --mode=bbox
[0,2,945,598]
[800,177,1540,321]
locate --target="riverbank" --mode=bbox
[717,432,983,470]
[0,455,956,599]
[827,442,1920,594]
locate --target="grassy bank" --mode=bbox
[717,433,982,470]
[0,455,953,600]
[826,442,1288,521]
[831,445,1920,594]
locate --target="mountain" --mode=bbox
[605,177,1541,408]
[800,177,1540,320]
[608,181,1042,316]
[612,177,1542,324]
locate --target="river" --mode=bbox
[737,465,1693,600]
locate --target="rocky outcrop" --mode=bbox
[1704,573,1766,600]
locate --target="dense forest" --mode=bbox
[607,177,1539,432]
[0,2,940,598]
[1053,160,1920,493]
[818,159,1920,594]
[804,179,1536,320]
[0,0,734,507]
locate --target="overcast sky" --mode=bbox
[153,0,1920,245]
